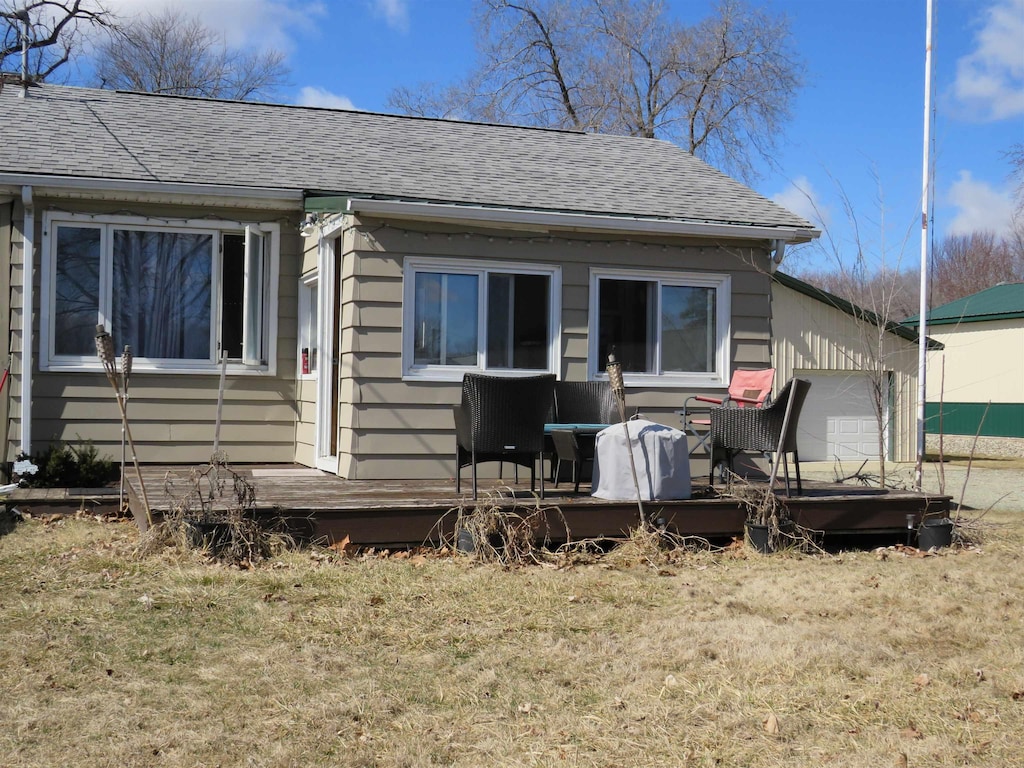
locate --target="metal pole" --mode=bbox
[915,0,935,490]
[606,354,645,523]
[213,350,227,458]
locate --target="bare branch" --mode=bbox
[385,0,800,181]
[1,0,117,82]
[92,7,288,101]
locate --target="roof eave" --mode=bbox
[343,197,820,243]
[0,172,302,207]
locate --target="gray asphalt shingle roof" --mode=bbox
[1,83,816,233]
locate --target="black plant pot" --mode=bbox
[918,518,954,550]
[187,520,233,551]
[745,522,772,554]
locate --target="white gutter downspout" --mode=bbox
[769,239,787,273]
[20,185,33,456]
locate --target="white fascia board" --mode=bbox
[347,198,820,244]
[0,173,301,208]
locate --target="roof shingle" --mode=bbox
[1,84,817,234]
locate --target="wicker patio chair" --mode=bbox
[549,381,620,490]
[678,368,775,456]
[709,377,811,496]
[454,372,557,499]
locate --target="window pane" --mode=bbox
[414,272,479,366]
[54,227,101,355]
[112,230,212,359]
[443,274,478,365]
[413,272,442,365]
[487,273,549,369]
[661,285,716,372]
[598,279,655,372]
[220,234,245,360]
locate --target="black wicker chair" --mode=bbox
[454,373,557,499]
[549,381,620,490]
[709,378,812,495]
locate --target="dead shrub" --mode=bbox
[451,489,569,565]
[135,459,292,565]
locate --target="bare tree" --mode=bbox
[1,0,115,82]
[1009,141,1024,214]
[930,231,1024,306]
[387,0,801,182]
[92,8,287,101]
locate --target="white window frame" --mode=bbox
[297,271,319,380]
[588,267,731,387]
[40,211,279,375]
[402,256,562,382]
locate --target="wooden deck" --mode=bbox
[123,465,952,548]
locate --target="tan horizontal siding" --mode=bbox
[332,220,772,479]
[13,197,302,464]
[0,201,11,461]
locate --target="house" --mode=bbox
[904,283,1024,458]
[1,82,818,480]
[771,272,939,463]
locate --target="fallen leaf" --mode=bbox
[762,713,780,735]
[328,535,352,555]
[900,726,923,740]
[894,753,908,768]
[913,673,930,688]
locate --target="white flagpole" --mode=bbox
[915,0,935,490]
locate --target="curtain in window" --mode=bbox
[112,230,212,359]
[54,226,102,355]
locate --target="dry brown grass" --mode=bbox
[1,506,1022,767]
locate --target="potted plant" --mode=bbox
[725,474,793,553]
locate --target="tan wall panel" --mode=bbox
[340,302,403,329]
[343,354,403,380]
[925,322,1024,404]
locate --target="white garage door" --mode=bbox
[796,373,883,462]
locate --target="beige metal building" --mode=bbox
[771,272,937,463]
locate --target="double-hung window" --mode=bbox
[589,269,730,386]
[403,257,560,380]
[42,213,279,373]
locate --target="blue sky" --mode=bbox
[99,0,1024,273]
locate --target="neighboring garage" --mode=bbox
[770,272,938,463]
[797,372,881,462]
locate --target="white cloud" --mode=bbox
[370,0,410,33]
[944,170,1015,235]
[297,86,357,110]
[103,0,327,53]
[953,0,1024,121]
[771,176,830,229]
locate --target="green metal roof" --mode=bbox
[904,282,1024,327]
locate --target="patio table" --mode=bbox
[544,423,613,490]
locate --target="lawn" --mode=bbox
[1,505,1022,767]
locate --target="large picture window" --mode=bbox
[42,213,279,373]
[403,258,560,379]
[590,269,730,386]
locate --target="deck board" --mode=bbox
[121,464,952,547]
